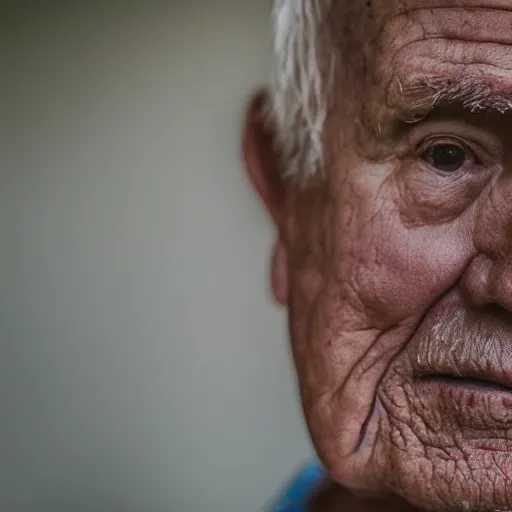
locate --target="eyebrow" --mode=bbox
[389,76,512,124]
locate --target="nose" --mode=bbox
[461,254,512,311]
[461,176,512,311]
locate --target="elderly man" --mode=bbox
[243,1,512,511]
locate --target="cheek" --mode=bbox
[288,163,479,493]
[342,167,478,326]
[352,221,473,323]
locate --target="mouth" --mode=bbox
[418,373,512,394]
[414,370,512,428]
[408,289,512,396]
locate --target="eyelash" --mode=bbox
[418,138,471,156]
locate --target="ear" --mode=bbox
[242,90,288,306]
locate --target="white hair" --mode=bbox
[267,0,332,179]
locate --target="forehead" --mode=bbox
[355,0,512,21]
[334,0,512,128]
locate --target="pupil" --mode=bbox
[431,144,465,171]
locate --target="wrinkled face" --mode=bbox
[245,1,512,510]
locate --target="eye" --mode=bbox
[420,143,470,173]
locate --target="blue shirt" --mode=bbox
[268,462,327,512]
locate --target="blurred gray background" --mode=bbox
[1,2,313,511]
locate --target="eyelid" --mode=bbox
[402,120,503,165]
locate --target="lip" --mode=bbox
[413,347,512,403]
[415,373,512,429]
[413,342,512,397]
[404,290,512,429]
[417,371,512,394]
[409,286,512,381]
[413,359,512,406]
[417,373,512,393]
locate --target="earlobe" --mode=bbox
[243,90,289,306]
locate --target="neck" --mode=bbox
[308,481,421,512]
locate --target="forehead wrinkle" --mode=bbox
[373,0,512,20]
[356,5,512,132]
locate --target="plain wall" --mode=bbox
[1,2,313,511]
